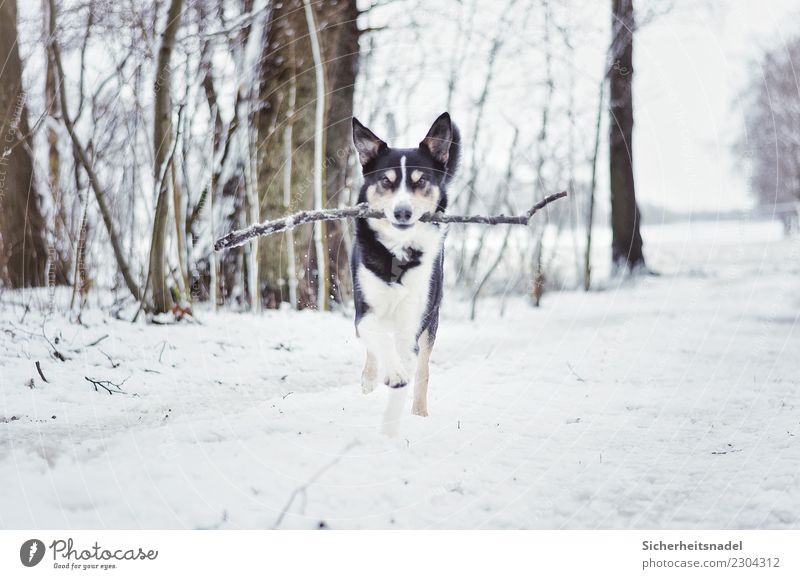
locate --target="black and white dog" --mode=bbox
[350,113,460,417]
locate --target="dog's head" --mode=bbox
[353,113,460,230]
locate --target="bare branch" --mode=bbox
[47,0,141,301]
[272,440,359,529]
[35,361,49,383]
[215,191,567,251]
[84,376,129,395]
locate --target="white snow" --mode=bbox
[1,219,798,529]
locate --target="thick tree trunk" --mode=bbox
[320,0,359,305]
[0,0,49,288]
[255,0,318,309]
[609,0,645,273]
[44,24,71,287]
[147,0,184,313]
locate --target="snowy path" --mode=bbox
[1,221,798,529]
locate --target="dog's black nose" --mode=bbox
[393,206,412,223]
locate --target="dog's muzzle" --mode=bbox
[391,205,413,229]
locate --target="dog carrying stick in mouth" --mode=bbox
[212,113,566,428]
[351,112,460,419]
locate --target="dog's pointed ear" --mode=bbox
[352,118,387,167]
[420,112,453,166]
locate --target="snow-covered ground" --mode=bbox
[1,219,798,529]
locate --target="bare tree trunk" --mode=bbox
[245,118,261,312]
[319,0,359,306]
[254,0,359,310]
[529,0,554,303]
[609,0,646,273]
[256,0,318,310]
[208,143,217,310]
[283,81,299,310]
[69,189,89,313]
[147,0,184,313]
[303,0,328,312]
[531,226,547,307]
[256,2,297,308]
[0,0,49,288]
[170,161,188,298]
[584,76,605,291]
[43,2,71,286]
[241,14,261,312]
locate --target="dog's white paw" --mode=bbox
[361,356,378,395]
[383,366,409,389]
[411,402,428,417]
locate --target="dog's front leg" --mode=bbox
[357,314,410,389]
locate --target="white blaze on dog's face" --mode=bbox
[365,156,441,229]
[352,115,453,230]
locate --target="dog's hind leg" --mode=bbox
[412,329,433,417]
[361,350,378,394]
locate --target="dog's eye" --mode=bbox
[380,176,393,188]
[415,176,427,188]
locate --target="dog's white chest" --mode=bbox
[358,260,429,316]
[358,223,444,320]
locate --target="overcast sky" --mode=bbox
[634,0,800,212]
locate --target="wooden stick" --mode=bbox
[214,191,567,251]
